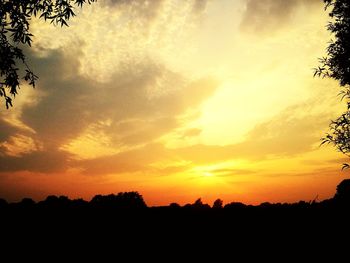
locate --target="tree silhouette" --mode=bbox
[19,197,35,207]
[212,199,223,209]
[169,202,181,208]
[0,0,96,109]
[190,198,210,209]
[90,192,147,209]
[334,179,350,203]
[316,0,350,167]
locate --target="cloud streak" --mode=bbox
[240,0,321,34]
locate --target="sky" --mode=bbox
[0,0,349,206]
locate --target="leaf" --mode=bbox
[5,97,12,109]
[61,19,69,27]
[0,0,95,108]
[342,163,350,170]
[320,139,330,146]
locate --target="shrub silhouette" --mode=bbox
[334,179,350,204]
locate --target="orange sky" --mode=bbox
[0,0,349,206]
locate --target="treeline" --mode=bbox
[1,180,349,258]
[1,179,349,212]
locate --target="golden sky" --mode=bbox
[0,0,349,206]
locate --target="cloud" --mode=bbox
[103,0,165,23]
[0,116,39,158]
[301,157,349,167]
[19,47,95,149]
[22,46,218,147]
[174,102,331,164]
[0,118,17,142]
[0,42,219,173]
[0,0,331,176]
[240,0,321,34]
[192,0,210,13]
[0,134,42,157]
[0,150,71,173]
[182,128,202,138]
[99,0,209,43]
[106,0,209,14]
[209,168,256,177]
[100,0,210,35]
[76,96,333,176]
[76,143,168,175]
[1,48,331,175]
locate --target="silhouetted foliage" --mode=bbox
[224,202,246,210]
[71,198,88,207]
[169,202,181,208]
[212,199,223,209]
[316,0,350,166]
[19,197,35,207]
[315,0,350,85]
[0,197,7,208]
[1,183,349,258]
[90,191,147,209]
[0,0,96,109]
[191,198,210,209]
[193,198,203,206]
[38,195,71,210]
[1,180,350,212]
[334,179,350,203]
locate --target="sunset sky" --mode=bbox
[1,0,349,206]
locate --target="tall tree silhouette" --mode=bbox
[0,0,96,109]
[316,0,350,168]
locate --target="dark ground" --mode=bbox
[1,180,349,260]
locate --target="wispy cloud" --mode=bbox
[240,0,321,34]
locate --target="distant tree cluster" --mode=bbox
[1,180,350,211]
[0,191,147,210]
[0,0,96,109]
[90,191,147,209]
[316,0,350,168]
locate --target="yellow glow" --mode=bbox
[60,121,119,160]
[203,172,213,177]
